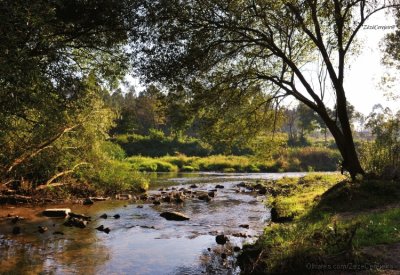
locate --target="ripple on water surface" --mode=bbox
[0,172,309,274]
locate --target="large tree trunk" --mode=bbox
[318,109,364,180]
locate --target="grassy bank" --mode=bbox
[126,147,340,173]
[238,174,400,274]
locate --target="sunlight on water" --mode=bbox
[0,172,308,274]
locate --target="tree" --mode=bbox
[0,0,138,186]
[134,0,399,179]
[191,83,278,154]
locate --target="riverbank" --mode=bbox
[238,174,400,274]
[127,149,340,173]
[0,172,276,274]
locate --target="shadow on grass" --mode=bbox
[238,178,400,274]
[313,179,400,214]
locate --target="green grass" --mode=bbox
[239,174,400,274]
[125,151,340,173]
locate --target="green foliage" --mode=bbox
[113,133,212,157]
[127,157,179,172]
[0,0,140,191]
[92,160,149,194]
[243,175,400,274]
[100,141,126,161]
[126,150,339,173]
[359,110,400,179]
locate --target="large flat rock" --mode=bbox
[42,208,71,217]
[160,211,190,221]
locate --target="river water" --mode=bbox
[0,172,307,275]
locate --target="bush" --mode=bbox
[360,111,400,179]
[181,165,196,172]
[100,141,126,160]
[92,160,149,194]
[127,156,178,172]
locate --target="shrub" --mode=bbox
[93,160,149,194]
[100,141,126,160]
[181,165,196,172]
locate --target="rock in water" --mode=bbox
[103,227,111,234]
[96,225,105,231]
[215,184,225,189]
[160,211,190,221]
[43,208,71,218]
[69,212,91,221]
[12,226,21,235]
[38,226,48,233]
[83,198,94,205]
[215,234,228,245]
[113,214,120,219]
[198,194,211,202]
[115,194,132,200]
[63,217,88,228]
[100,213,108,219]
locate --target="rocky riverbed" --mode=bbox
[0,172,307,274]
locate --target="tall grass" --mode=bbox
[239,175,400,274]
[126,148,340,173]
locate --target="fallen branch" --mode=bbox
[35,182,69,190]
[5,125,78,174]
[36,162,90,190]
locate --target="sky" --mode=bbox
[344,11,398,115]
[125,9,399,116]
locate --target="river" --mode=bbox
[0,172,307,275]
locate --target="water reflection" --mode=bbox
[0,172,308,274]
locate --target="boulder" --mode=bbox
[153,200,161,205]
[160,211,190,221]
[175,197,184,204]
[63,217,88,228]
[69,212,91,221]
[113,214,120,219]
[257,187,267,195]
[43,208,71,218]
[215,184,225,189]
[237,182,247,187]
[103,227,111,234]
[239,224,249,229]
[115,194,132,200]
[38,226,48,233]
[83,198,94,205]
[90,197,110,201]
[232,232,247,238]
[198,194,211,202]
[208,191,215,198]
[10,216,24,224]
[215,234,228,245]
[96,225,105,231]
[190,184,198,188]
[139,194,148,201]
[100,213,108,219]
[12,226,21,235]
[161,196,171,203]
